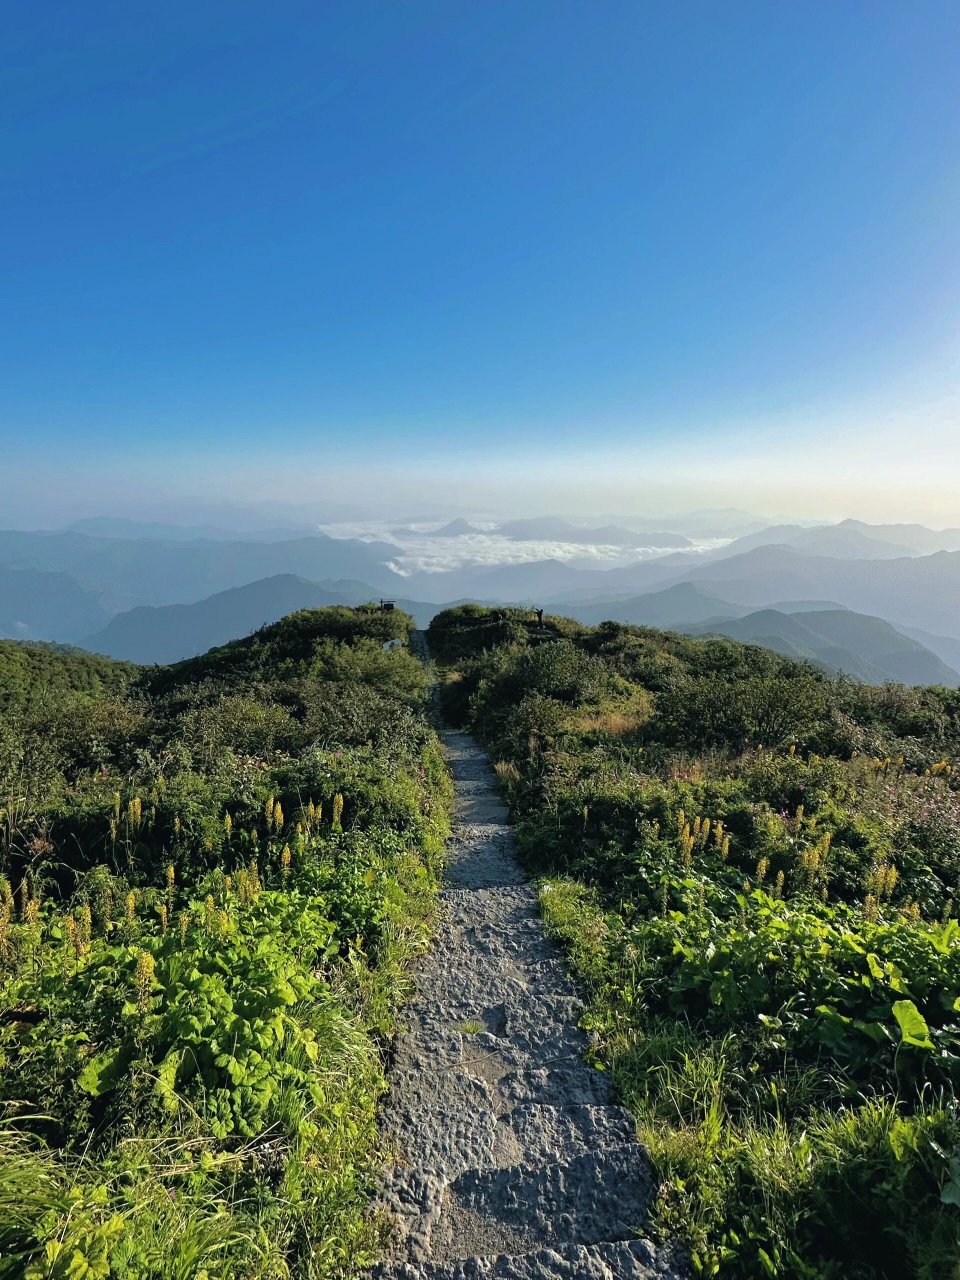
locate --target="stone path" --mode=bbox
[370,678,683,1278]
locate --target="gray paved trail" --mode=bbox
[370,657,682,1279]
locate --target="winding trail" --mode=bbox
[371,648,682,1278]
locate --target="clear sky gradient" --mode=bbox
[2,2,959,523]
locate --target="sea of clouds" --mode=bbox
[319,521,726,576]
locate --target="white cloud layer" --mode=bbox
[319,523,724,575]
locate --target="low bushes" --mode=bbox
[0,607,450,1278]
[431,607,960,1279]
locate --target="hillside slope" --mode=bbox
[83,575,439,663]
[0,566,115,642]
[684,607,960,686]
[0,638,137,711]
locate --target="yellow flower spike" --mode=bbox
[281,845,292,879]
[134,950,155,1012]
[125,890,137,923]
[332,793,344,827]
[77,904,92,951]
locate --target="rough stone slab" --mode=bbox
[371,1238,676,1279]
[430,1146,653,1259]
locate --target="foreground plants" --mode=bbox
[430,605,960,1279]
[0,607,450,1278]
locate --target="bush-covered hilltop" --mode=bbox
[0,638,137,713]
[429,604,960,1280]
[0,606,451,1278]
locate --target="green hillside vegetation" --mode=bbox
[429,604,960,1280]
[684,607,960,687]
[0,638,137,713]
[0,607,450,1278]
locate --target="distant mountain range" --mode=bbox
[84,575,440,664]
[79,569,960,688]
[0,567,114,642]
[65,517,317,543]
[562,583,960,686]
[682,608,960,687]
[6,514,960,687]
[715,522,917,560]
[0,528,399,608]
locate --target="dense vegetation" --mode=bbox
[0,639,137,713]
[0,607,450,1278]
[430,604,960,1280]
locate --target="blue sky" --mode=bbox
[2,1,959,523]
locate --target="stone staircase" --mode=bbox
[369,721,684,1280]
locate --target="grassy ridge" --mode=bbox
[429,604,960,1279]
[0,607,451,1278]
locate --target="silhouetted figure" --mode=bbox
[535,607,544,626]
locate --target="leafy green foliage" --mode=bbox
[0,606,451,1278]
[0,639,136,714]
[431,607,960,1279]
